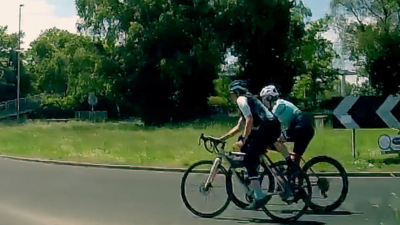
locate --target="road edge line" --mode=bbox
[0,155,399,177]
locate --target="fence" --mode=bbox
[75,111,108,122]
[0,94,42,118]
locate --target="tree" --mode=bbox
[212,0,311,96]
[0,26,18,81]
[74,0,313,124]
[331,0,400,95]
[0,25,31,96]
[26,28,107,109]
[75,0,224,125]
[292,16,339,108]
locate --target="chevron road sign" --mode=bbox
[332,95,400,129]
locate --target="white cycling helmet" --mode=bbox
[260,85,279,100]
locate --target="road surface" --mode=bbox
[0,158,398,225]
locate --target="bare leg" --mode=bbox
[273,141,290,159]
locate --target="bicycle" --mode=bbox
[230,147,349,214]
[180,133,312,222]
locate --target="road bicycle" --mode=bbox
[180,133,312,223]
[230,147,349,214]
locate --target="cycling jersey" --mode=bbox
[235,94,281,181]
[237,95,278,129]
[272,99,301,130]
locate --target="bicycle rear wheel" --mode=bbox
[180,160,232,218]
[302,156,349,213]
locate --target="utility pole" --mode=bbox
[17,4,24,120]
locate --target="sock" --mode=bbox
[290,154,301,165]
[250,179,265,199]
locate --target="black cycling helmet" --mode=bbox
[229,80,248,94]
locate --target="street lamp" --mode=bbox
[17,4,24,120]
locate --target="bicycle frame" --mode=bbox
[259,153,293,193]
[200,134,257,194]
[200,133,293,196]
[263,148,320,181]
[203,146,244,190]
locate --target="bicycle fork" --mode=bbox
[204,158,221,189]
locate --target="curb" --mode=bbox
[0,155,189,173]
[0,155,399,177]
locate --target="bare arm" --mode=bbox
[220,124,241,141]
[236,96,254,142]
[242,116,253,142]
[220,117,243,141]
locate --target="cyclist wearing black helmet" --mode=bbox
[214,80,282,209]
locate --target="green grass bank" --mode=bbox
[0,119,399,172]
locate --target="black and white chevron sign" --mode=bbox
[332,95,400,129]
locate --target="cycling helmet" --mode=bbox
[260,85,279,101]
[229,80,248,94]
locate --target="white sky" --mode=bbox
[0,0,79,50]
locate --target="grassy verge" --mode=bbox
[0,119,399,172]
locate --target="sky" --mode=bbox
[0,0,79,50]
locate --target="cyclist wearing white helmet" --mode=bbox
[214,80,282,209]
[260,85,315,165]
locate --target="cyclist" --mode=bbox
[214,80,282,209]
[259,85,315,165]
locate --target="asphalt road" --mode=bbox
[0,158,399,225]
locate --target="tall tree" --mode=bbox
[212,0,311,95]
[75,0,224,125]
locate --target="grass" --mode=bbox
[0,119,400,172]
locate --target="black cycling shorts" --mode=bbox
[239,120,281,177]
[283,114,314,156]
[237,119,281,152]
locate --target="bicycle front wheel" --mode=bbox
[180,160,232,218]
[302,156,349,213]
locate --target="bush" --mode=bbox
[44,94,77,110]
[208,96,229,106]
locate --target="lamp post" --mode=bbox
[17,4,24,120]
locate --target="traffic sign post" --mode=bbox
[332,95,400,158]
[88,93,98,112]
[88,93,98,122]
